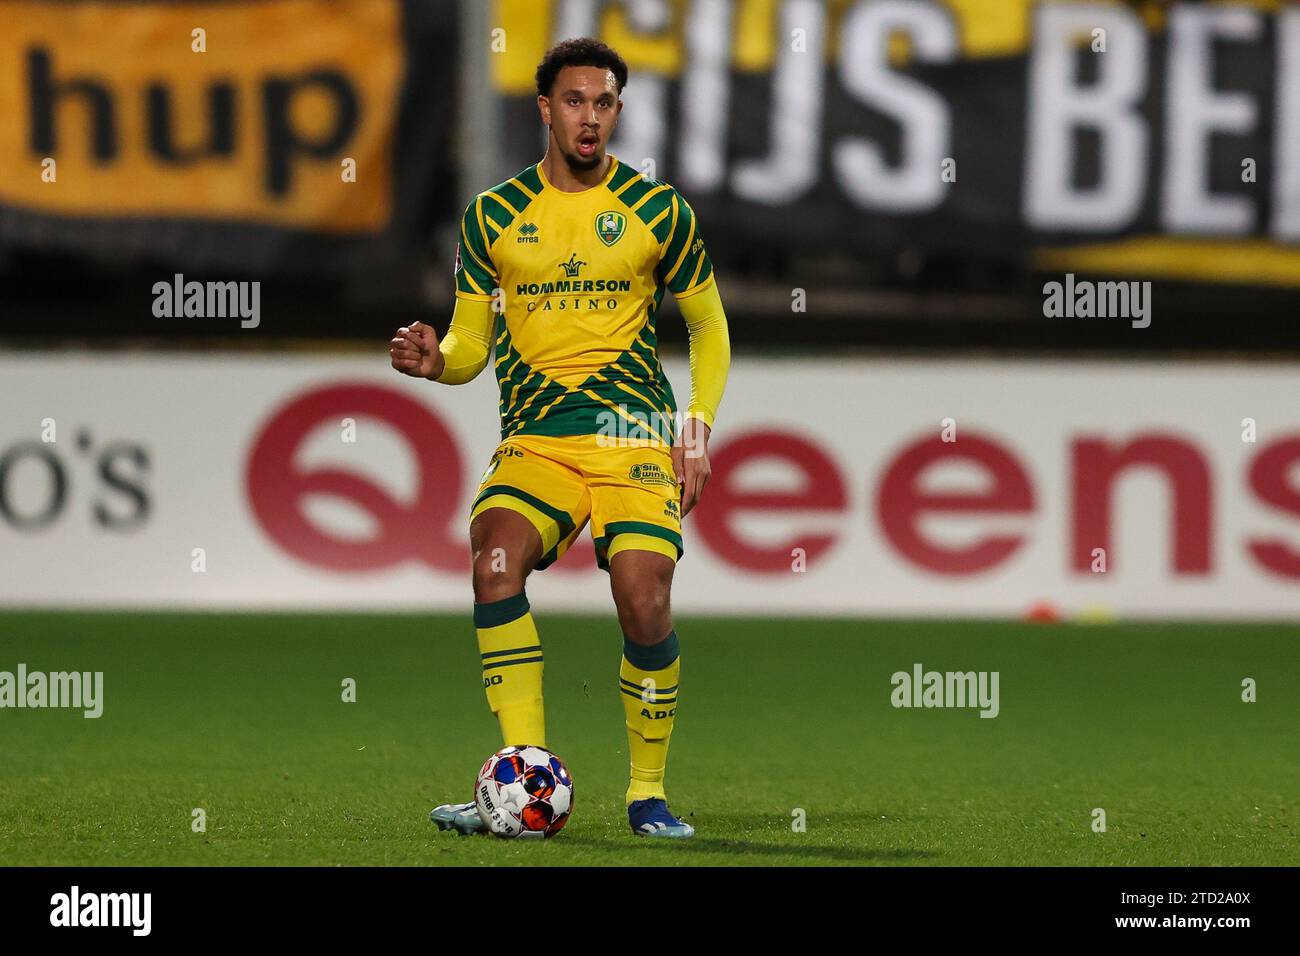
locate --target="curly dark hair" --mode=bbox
[535,37,628,99]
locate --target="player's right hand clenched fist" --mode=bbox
[390,321,445,380]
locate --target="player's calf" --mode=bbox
[610,549,674,644]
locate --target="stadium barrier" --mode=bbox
[3,354,1297,618]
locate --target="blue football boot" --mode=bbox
[628,798,695,838]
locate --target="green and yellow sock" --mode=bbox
[475,593,545,748]
[619,630,680,805]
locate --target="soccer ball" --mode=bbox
[475,745,574,839]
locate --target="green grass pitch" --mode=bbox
[0,612,1295,866]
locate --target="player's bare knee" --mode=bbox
[470,536,532,601]
[615,587,671,645]
[472,544,530,602]
[469,509,542,602]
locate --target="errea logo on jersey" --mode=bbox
[517,222,539,243]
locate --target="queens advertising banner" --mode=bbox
[2,353,1298,618]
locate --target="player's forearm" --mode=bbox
[432,297,496,385]
[433,329,487,384]
[677,277,730,428]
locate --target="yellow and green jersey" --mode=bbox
[453,154,715,445]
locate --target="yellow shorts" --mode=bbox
[470,434,683,571]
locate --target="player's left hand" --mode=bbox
[672,417,712,518]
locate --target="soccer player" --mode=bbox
[389,38,730,839]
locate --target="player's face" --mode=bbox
[540,66,621,172]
